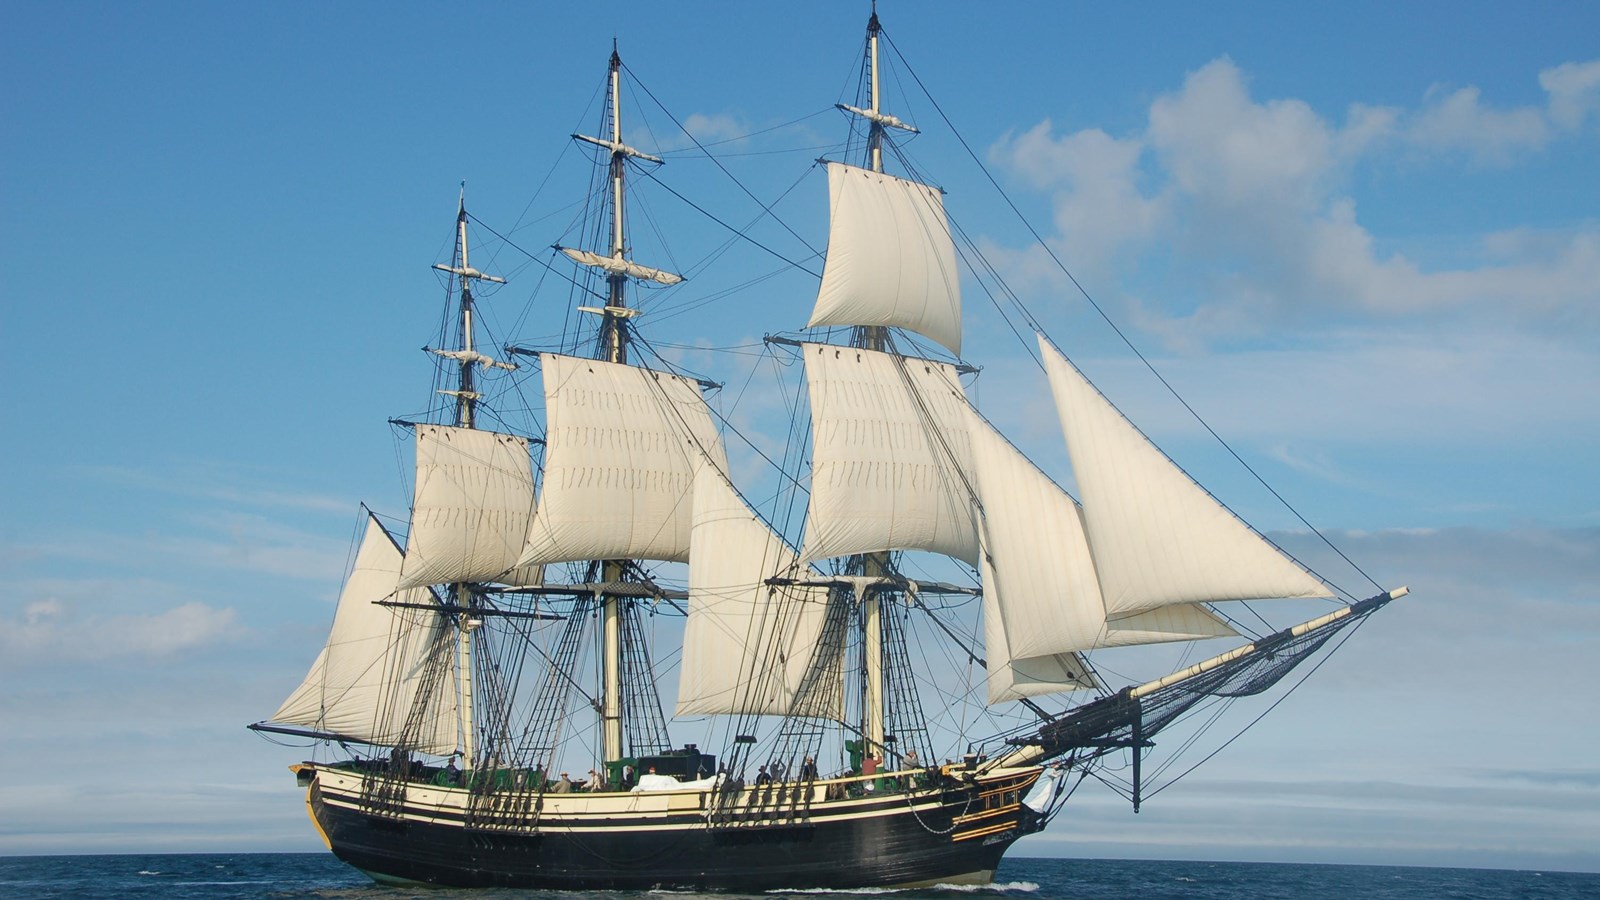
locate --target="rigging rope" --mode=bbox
[879,28,1384,599]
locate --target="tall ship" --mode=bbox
[251,8,1404,890]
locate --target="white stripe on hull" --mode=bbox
[313,764,1041,834]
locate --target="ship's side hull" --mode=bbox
[308,766,1043,890]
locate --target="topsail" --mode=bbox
[809,163,964,356]
[800,344,978,566]
[519,353,728,566]
[399,424,535,590]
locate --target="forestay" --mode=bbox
[519,354,728,566]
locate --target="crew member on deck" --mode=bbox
[862,753,880,776]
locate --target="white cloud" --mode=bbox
[681,111,749,147]
[980,324,1600,454]
[1147,58,1340,218]
[991,121,1165,276]
[1406,84,1551,164]
[0,598,241,665]
[986,56,1600,345]
[1540,59,1600,130]
[1001,524,1600,870]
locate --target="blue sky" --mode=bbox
[2,0,1597,873]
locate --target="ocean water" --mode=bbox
[0,854,1595,900]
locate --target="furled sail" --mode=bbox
[808,163,963,356]
[273,514,459,755]
[800,344,979,566]
[398,425,535,590]
[519,354,728,566]
[677,468,840,719]
[965,406,1234,668]
[560,247,684,286]
[1039,337,1332,618]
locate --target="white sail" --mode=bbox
[494,563,546,589]
[808,163,963,356]
[677,468,839,719]
[398,425,535,590]
[561,247,684,286]
[1101,604,1236,646]
[980,581,1097,703]
[966,407,1235,661]
[800,344,979,566]
[519,353,728,566]
[273,515,459,755]
[1039,336,1333,618]
[967,410,1106,657]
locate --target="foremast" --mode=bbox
[430,190,509,768]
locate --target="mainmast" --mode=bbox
[569,46,676,767]
[430,190,507,767]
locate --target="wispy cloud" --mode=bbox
[74,462,352,514]
[0,598,242,665]
[6,513,352,583]
[680,111,750,147]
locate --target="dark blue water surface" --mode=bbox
[0,854,1594,900]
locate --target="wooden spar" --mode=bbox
[1130,586,1408,700]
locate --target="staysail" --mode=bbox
[964,406,1234,680]
[273,514,459,754]
[799,344,979,566]
[518,354,729,566]
[808,163,963,356]
[1039,337,1332,618]
[398,424,535,590]
[677,468,839,719]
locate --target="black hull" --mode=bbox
[310,774,1042,890]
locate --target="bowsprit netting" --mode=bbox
[1002,590,1396,768]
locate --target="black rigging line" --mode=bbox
[467,212,607,306]
[655,108,837,156]
[621,60,829,271]
[1142,610,1376,802]
[628,329,813,505]
[879,29,1385,599]
[639,168,822,280]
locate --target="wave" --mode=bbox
[771,883,1039,896]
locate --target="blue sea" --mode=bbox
[0,854,1595,899]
